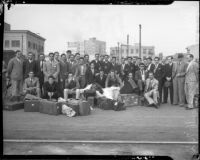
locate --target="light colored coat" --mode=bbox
[144,78,158,92]
[172,61,188,79]
[185,61,199,83]
[43,60,60,82]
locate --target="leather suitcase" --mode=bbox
[79,100,91,116]
[24,100,40,112]
[39,100,62,115]
[4,102,24,111]
[87,97,94,108]
[66,99,80,116]
[118,94,139,107]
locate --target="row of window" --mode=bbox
[112,48,153,55]
[5,40,20,48]
[28,41,44,52]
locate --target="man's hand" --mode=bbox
[48,92,51,97]
[166,77,171,81]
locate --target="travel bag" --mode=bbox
[39,99,62,115]
[24,100,40,112]
[118,94,139,107]
[79,100,91,116]
[66,99,80,116]
[98,98,114,110]
[4,101,24,111]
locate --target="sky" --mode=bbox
[4,1,199,56]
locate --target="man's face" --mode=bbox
[100,56,104,61]
[67,52,71,58]
[132,58,136,63]
[140,65,144,70]
[121,58,125,64]
[105,56,109,61]
[100,71,104,76]
[29,72,34,78]
[186,55,192,62]
[85,55,89,62]
[40,55,45,61]
[112,58,116,63]
[110,71,115,77]
[48,78,54,84]
[76,54,80,60]
[167,57,172,64]
[178,57,183,62]
[49,54,54,61]
[143,60,147,64]
[54,53,59,60]
[79,59,84,64]
[137,59,141,64]
[16,51,22,58]
[68,73,73,79]
[28,53,33,60]
[149,73,153,79]
[128,73,133,79]
[147,59,151,64]
[70,55,74,61]
[95,55,99,60]
[91,63,94,69]
[61,55,66,61]
[128,58,132,63]
[154,58,159,65]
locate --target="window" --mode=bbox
[5,40,9,48]
[143,49,146,54]
[136,49,139,53]
[126,49,128,54]
[11,40,20,47]
[28,41,31,49]
[131,49,134,54]
[121,49,124,53]
[41,46,44,52]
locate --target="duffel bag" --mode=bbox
[99,98,114,110]
[112,101,126,111]
[66,99,80,116]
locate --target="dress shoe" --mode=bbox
[179,104,185,107]
[154,103,159,109]
[162,102,167,104]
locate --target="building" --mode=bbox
[67,37,106,60]
[3,22,46,60]
[186,44,199,59]
[110,43,155,60]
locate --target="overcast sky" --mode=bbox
[5,1,199,56]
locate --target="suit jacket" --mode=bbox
[111,63,121,75]
[135,70,148,82]
[154,63,165,81]
[75,64,87,77]
[172,61,188,79]
[59,60,69,80]
[91,60,101,72]
[124,63,135,76]
[146,63,155,73]
[105,74,122,88]
[65,78,80,89]
[164,63,173,80]
[23,77,40,90]
[7,57,23,80]
[95,74,107,88]
[43,81,60,96]
[43,60,60,82]
[103,61,112,75]
[85,68,97,85]
[145,78,158,92]
[68,61,77,76]
[23,59,37,79]
[36,60,46,78]
[185,61,199,83]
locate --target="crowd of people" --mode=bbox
[3,50,199,110]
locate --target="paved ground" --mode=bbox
[3,104,199,159]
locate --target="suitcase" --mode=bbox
[39,100,62,115]
[79,100,91,116]
[24,100,40,112]
[66,99,80,116]
[99,98,114,110]
[87,97,94,108]
[4,101,24,111]
[118,94,139,107]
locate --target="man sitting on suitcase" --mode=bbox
[63,72,80,100]
[23,71,41,97]
[43,75,60,100]
[144,72,159,108]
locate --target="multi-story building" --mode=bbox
[67,37,106,60]
[110,43,155,60]
[186,44,199,59]
[3,22,45,60]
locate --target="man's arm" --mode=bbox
[53,62,60,78]
[7,59,13,78]
[105,74,110,88]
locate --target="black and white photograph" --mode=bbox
[2,1,199,160]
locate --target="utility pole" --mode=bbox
[139,24,142,58]
[127,34,129,57]
[117,42,120,62]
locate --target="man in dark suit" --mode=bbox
[66,50,72,63]
[84,54,90,69]
[135,57,142,72]
[135,63,148,96]
[163,56,173,104]
[36,54,45,95]
[68,54,77,77]
[124,57,135,80]
[85,62,98,85]
[99,55,105,71]
[110,57,121,76]
[120,57,126,81]
[43,75,60,99]
[91,54,101,73]
[103,54,112,76]
[146,57,155,74]
[95,69,107,88]
[23,52,37,80]
[153,57,165,103]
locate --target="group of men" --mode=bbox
[4,50,199,109]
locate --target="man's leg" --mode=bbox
[152,90,158,104]
[11,80,18,96]
[158,80,163,103]
[173,78,178,105]
[187,82,197,108]
[137,80,143,96]
[169,83,173,104]
[144,91,154,105]
[64,89,69,100]
[178,78,185,106]
[163,85,168,103]
[36,88,41,97]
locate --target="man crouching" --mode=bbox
[144,72,159,108]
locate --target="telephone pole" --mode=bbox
[139,24,142,58]
[127,34,129,57]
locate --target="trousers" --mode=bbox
[173,77,185,105]
[11,79,23,96]
[144,89,158,105]
[185,82,199,108]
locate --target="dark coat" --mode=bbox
[23,59,37,79]
[95,74,107,88]
[164,63,173,79]
[154,63,165,81]
[124,63,135,78]
[135,70,148,82]
[85,68,97,85]
[43,81,60,99]
[91,60,101,72]
[103,61,112,75]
